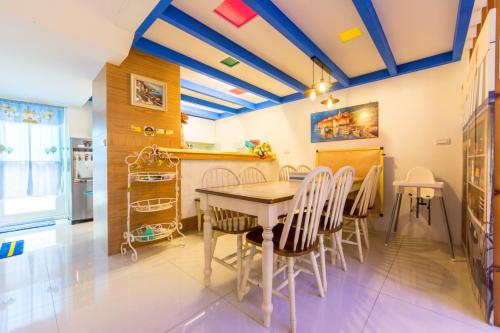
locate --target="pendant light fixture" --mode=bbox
[304,60,317,101]
[317,62,332,93]
[305,57,337,106]
[320,72,338,108]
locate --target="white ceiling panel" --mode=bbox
[372,0,459,64]
[181,68,266,103]
[180,88,243,109]
[172,0,321,86]
[272,0,386,77]
[145,20,297,97]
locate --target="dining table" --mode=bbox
[196,178,362,327]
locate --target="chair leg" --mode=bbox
[196,201,202,232]
[361,218,370,249]
[318,235,327,292]
[287,257,297,333]
[335,231,347,271]
[239,244,256,301]
[355,219,364,263]
[310,251,325,298]
[330,231,337,265]
[428,200,431,225]
[236,234,243,291]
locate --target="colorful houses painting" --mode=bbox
[311,102,379,142]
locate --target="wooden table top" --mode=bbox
[196,178,362,204]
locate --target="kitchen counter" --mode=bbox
[160,148,275,161]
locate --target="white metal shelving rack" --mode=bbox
[121,145,184,261]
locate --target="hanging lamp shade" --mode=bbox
[320,95,339,108]
[305,86,317,101]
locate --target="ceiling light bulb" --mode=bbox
[309,88,317,101]
[318,79,327,93]
[327,96,333,108]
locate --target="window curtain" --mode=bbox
[0,98,64,199]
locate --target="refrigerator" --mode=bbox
[71,138,93,223]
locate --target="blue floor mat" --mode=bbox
[0,240,24,259]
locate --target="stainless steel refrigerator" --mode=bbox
[71,138,93,223]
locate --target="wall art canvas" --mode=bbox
[130,74,167,111]
[311,102,378,142]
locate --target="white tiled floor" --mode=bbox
[0,221,496,333]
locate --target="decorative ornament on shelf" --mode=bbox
[245,140,274,159]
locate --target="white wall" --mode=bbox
[184,116,216,143]
[215,61,467,244]
[67,101,92,139]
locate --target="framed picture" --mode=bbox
[311,102,379,142]
[130,74,167,111]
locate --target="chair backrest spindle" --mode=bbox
[279,165,297,181]
[323,166,355,231]
[296,165,312,173]
[349,165,378,217]
[239,167,267,184]
[280,167,333,252]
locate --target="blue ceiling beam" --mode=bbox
[181,94,239,114]
[134,0,173,43]
[242,0,350,87]
[161,6,307,93]
[452,0,475,61]
[352,0,397,76]
[133,38,281,103]
[181,105,222,120]
[181,79,256,109]
[230,52,456,116]
[333,51,454,90]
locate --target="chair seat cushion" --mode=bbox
[246,223,317,257]
[343,198,368,218]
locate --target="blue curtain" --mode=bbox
[0,98,64,199]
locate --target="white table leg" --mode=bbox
[261,225,274,327]
[203,203,213,286]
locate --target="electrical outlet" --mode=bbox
[436,138,451,145]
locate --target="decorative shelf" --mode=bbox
[121,144,184,262]
[130,198,176,213]
[130,172,176,183]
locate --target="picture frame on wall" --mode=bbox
[311,102,379,142]
[130,74,167,111]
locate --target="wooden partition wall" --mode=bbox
[93,49,181,255]
[316,147,385,214]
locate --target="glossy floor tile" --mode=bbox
[0,221,495,333]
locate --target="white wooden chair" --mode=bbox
[368,165,383,210]
[342,165,378,263]
[406,166,435,224]
[296,165,312,173]
[239,167,267,184]
[240,167,332,333]
[317,166,354,291]
[202,167,257,290]
[279,165,297,181]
